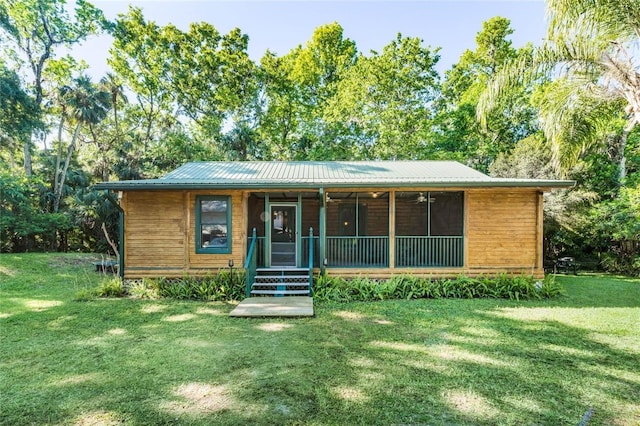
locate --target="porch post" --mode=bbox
[389,189,395,270]
[265,193,270,268]
[319,187,326,276]
[297,193,303,268]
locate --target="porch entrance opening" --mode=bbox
[270,204,297,267]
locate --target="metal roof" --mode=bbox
[93,161,575,190]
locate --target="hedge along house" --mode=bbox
[95,161,573,297]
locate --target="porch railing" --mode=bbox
[307,228,314,296]
[395,236,463,268]
[246,234,463,270]
[301,236,320,268]
[325,236,389,267]
[244,228,257,297]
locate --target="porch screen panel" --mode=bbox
[326,192,388,267]
[430,192,463,236]
[395,191,463,268]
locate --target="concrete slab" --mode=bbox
[229,296,314,318]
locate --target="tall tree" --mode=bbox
[110,7,259,156]
[0,63,40,169]
[109,7,173,153]
[53,75,111,212]
[0,0,110,175]
[326,34,440,159]
[259,22,357,160]
[478,0,640,181]
[434,17,536,170]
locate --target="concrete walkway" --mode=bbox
[229,296,314,317]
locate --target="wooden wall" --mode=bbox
[121,191,185,277]
[122,190,247,278]
[466,188,542,276]
[121,187,545,279]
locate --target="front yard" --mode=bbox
[1,253,639,425]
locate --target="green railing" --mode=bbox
[246,234,462,271]
[308,227,314,296]
[244,228,257,297]
[395,236,463,268]
[326,236,389,267]
[301,235,320,268]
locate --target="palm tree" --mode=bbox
[478,0,640,181]
[100,73,127,142]
[95,73,128,182]
[53,75,112,212]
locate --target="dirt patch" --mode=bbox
[0,265,16,277]
[48,254,104,269]
[73,410,124,425]
[160,383,234,416]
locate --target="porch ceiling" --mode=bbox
[94,160,575,191]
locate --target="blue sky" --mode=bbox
[77,0,547,77]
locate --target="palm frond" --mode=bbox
[536,77,624,174]
[547,0,640,44]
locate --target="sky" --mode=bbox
[74,0,548,78]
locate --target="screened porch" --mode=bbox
[246,190,464,270]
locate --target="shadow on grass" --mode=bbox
[1,261,639,425]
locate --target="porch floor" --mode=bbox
[229,296,314,318]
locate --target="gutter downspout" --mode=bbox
[104,191,124,280]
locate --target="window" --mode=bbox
[196,196,231,254]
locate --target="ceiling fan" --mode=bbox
[415,192,435,204]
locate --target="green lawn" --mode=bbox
[1,254,639,425]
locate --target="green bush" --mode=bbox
[120,270,246,301]
[95,277,126,297]
[74,277,126,300]
[127,278,161,299]
[313,274,564,303]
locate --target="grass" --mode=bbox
[1,253,639,425]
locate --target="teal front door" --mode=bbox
[270,204,297,267]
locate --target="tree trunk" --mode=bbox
[619,135,627,183]
[53,123,81,213]
[23,141,32,176]
[618,124,631,183]
[53,115,65,208]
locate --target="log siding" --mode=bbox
[120,187,546,279]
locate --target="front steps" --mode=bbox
[250,268,311,297]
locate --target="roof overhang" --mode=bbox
[93,179,575,192]
[93,160,575,192]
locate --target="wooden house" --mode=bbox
[95,161,573,296]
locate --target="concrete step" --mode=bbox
[254,275,309,281]
[252,282,310,288]
[256,268,308,274]
[251,289,310,296]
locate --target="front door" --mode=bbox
[270,204,297,267]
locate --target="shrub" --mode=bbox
[121,270,246,301]
[74,287,97,302]
[313,274,564,303]
[74,277,126,300]
[127,278,161,299]
[95,277,126,297]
